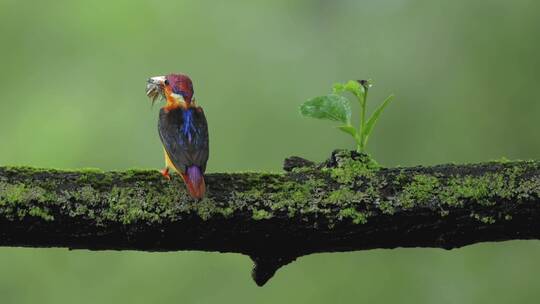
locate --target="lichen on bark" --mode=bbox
[1,152,540,226]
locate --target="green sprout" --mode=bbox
[300,80,394,153]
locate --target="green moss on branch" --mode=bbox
[2,150,540,286]
[1,153,540,226]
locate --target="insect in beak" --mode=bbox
[146,76,166,107]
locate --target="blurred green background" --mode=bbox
[1,0,540,303]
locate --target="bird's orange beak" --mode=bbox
[146,76,166,106]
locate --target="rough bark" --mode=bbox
[1,150,540,286]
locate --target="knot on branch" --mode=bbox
[283,149,374,172]
[250,255,298,286]
[283,156,315,172]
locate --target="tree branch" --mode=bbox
[1,150,540,286]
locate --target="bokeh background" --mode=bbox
[1,0,540,303]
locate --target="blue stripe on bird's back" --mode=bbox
[182,109,195,143]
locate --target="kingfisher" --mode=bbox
[145,73,209,199]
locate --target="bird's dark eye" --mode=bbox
[164,79,169,86]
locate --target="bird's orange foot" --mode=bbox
[160,168,171,180]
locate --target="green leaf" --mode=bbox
[337,125,357,138]
[332,83,346,94]
[300,94,351,124]
[333,80,366,102]
[344,80,365,100]
[361,94,395,145]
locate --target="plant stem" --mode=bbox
[355,134,362,153]
[358,86,369,153]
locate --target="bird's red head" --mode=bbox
[165,74,194,104]
[146,73,195,109]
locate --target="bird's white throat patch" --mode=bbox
[171,92,185,102]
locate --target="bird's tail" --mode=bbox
[181,166,206,199]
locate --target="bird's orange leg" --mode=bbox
[160,149,175,181]
[160,167,171,180]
